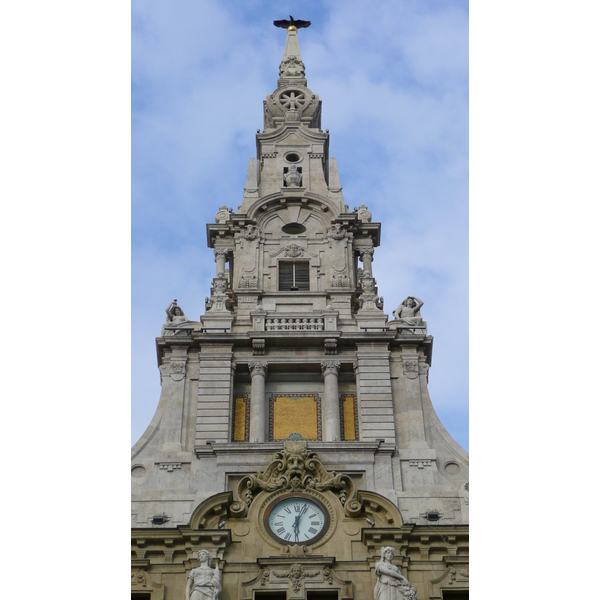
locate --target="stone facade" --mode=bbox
[132,24,468,600]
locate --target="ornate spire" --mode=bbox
[278,22,307,80]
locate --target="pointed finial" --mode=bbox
[275,16,310,79]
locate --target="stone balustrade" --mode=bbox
[265,316,324,331]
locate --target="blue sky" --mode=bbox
[131,0,469,451]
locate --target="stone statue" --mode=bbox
[375,547,418,600]
[284,165,302,187]
[392,296,424,324]
[164,299,191,336]
[185,550,221,600]
[166,299,187,324]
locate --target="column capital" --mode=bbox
[213,248,228,260]
[321,360,341,377]
[249,361,268,378]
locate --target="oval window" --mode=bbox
[282,223,306,235]
[285,152,301,163]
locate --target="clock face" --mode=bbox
[266,495,327,544]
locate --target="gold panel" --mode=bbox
[270,394,321,441]
[232,396,249,442]
[341,394,358,441]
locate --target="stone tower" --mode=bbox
[132,23,468,600]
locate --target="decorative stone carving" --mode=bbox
[323,568,334,585]
[284,165,303,187]
[131,568,165,596]
[409,460,432,469]
[215,205,231,224]
[185,550,222,600]
[205,275,232,314]
[324,338,338,355]
[326,223,346,240]
[285,109,302,122]
[375,546,419,600]
[279,55,306,77]
[274,564,319,593]
[238,275,258,288]
[282,543,311,556]
[321,360,341,377]
[403,359,419,380]
[158,462,182,472]
[357,275,384,311]
[248,361,268,378]
[237,440,354,506]
[355,204,372,222]
[160,358,186,381]
[277,88,308,111]
[331,266,349,288]
[252,339,266,356]
[241,225,260,241]
[283,244,304,257]
[360,248,374,262]
[392,296,424,324]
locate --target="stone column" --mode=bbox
[214,249,228,277]
[360,248,374,277]
[321,360,341,442]
[249,362,268,442]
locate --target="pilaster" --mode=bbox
[354,343,396,444]
[195,344,234,445]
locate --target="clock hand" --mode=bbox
[298,505,309,523]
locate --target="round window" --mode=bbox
[285,152,301,163]
[282,223,306,235]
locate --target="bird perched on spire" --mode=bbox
[274,16,311,29]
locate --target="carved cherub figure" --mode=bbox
[392,296,424,324]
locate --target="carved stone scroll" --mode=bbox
[237,440,355,508]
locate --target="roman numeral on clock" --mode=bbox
[308,527,317,534]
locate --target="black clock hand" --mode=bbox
[299,505,309,522]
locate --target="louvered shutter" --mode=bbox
[294,262,310,291]
[279,262,294,291]
[279,262,310,291]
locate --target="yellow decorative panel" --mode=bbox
[340,394,358,441]
[232,396,249,442]
[269,394,322,441]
